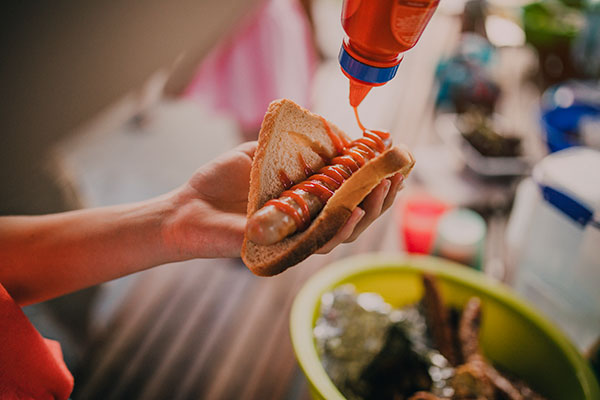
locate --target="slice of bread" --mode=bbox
[242,99,415,276]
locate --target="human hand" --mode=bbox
[163,141,257,259]
[316,172,404,254]
[163,142,404,260]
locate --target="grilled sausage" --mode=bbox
[246,191,323,245]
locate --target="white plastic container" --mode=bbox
[506,147,600,353]
[433,208,487,270]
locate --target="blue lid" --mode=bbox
[533,147,600,228]
[338,46,399,85]
[539,184,598,228]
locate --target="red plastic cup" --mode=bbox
[397,193,450,254]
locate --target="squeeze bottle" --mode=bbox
[339,0,440,107]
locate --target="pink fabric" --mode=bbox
[185,0,317,131]
[0,284,73,400]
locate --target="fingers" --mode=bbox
[381,173,404,213]
[312,173,406,255]
[345,178,391,243]
[236,141,259,160]
[316,207,365,254]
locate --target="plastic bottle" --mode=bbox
[339,0,440,107]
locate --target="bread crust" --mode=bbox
[241,99,415,276]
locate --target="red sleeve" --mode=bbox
[0,283,74,400]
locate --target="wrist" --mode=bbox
[156,187,196,263]
[116,194,184,268]
[160,184,247,260]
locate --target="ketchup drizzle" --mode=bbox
[353,106,366,132]
[265,112,390,233]
[267,200,303,229]
[333,154,360,172]
[282,190,311,228]
[278,170,293,189]
[298,154,314,177]
[319,116,349,153]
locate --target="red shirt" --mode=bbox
[0,284,73,399]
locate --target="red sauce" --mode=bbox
[353,106,391,141]
[361,133,385,152]
[295,180,334,204]
[310,173,342,191]
[353,106,366,132]
[265,115,390,233]
[327,164,352,181]
[278,170,293,189]
[319,116,349,153]
[332,154,360,172]
[298,154,314,177]
[266,200,303,229]
[371,129,391,141]
[282,190,311,228]
[314,149,330,165]
[354,142,377,159]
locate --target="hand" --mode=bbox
[164,141,257,259]
[163,142,404,260]
[316,172,404,254]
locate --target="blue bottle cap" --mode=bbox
[338,46,399,85]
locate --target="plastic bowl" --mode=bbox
[290,254,600,400]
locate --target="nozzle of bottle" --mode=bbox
[339,43,400,108]
[348,80,372,108]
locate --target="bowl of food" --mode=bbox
[290,254,600,400]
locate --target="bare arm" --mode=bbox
[0,142,402,306]
[0,197,177,305]
[0,142,259,306]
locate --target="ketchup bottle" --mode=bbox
[339,0,440,107]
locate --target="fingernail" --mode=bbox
[384,179,391,194]
[356,208,366,220]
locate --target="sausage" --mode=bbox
[458,297,482,362]
[246,129,391,245]
[422,273,458,366]
[246,190,323,245]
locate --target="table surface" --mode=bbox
[72,11,544,400]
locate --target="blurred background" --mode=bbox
[1,0,599,398]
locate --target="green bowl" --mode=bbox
[290,254,600,400]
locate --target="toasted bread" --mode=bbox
[242,99,415,276]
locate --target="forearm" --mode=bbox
[0,195,181,305]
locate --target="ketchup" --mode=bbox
[278,170,293,189]
[265,118,389,232]
[339,0,440,107]
[298,154,314,177]
[319,116,349,153]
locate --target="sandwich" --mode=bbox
[241,99,415,276]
